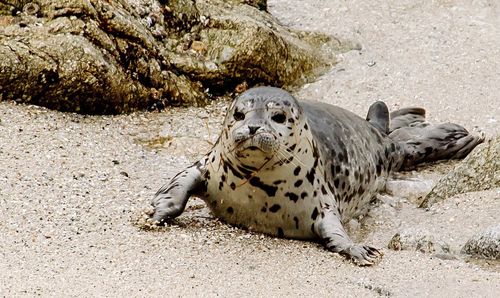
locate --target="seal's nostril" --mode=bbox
[248,125,260,135]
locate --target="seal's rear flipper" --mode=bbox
[389,107,427,132]
[389,123,485,170]
[366,101,389,134]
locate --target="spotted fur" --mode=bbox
[151,86,484,266]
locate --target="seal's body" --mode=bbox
[151,87,483,265]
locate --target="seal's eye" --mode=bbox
[271,113,286,124]
[234,111,245,121]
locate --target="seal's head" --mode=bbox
[220,87,306,168]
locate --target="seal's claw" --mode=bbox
[340,245,383,266]
[149,196,188,227]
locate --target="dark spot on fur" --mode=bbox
[277,228,284,237]
[261,206,267,212]
[230,182,236,190]
[356,186,364,196]
[294,180,303,187]
[311,207,319,220]
[269,204,281,213]
[250,177,277,197]
[287,144,297,151]
[285,192,299,203]
[306,158,318,184]
[294,166,301,176]
[293,217,299,229]
[225,159,244,179]
[273,180,284,185]
[334,178,340,188]
[327,182,335,193]
[321,185,327,195]
[221,175,226,182]
[218,181,223,190]
[227,207,234,214]
[338,153,344,162]
[301,192,308,199]
[311,223,315,233]
[345,169,350,176]
[304,123,309,130]
[306,168,315,184]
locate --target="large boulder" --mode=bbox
[421,136,500,208]
[0,0,351,114]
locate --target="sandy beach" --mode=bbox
[1,0,499,296]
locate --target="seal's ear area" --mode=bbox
[389,107,426,132]
[366,101,389,134]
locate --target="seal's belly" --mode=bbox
[204,180,319,239]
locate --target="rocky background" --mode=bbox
[0,0,351,113]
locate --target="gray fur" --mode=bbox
[366,101,390,134]
[151,86,484,266]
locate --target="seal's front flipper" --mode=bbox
[366,101,390,134]
[316,208,382,266]
[390,123,485,170]
[151,159,208,225]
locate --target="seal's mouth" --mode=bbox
[233,134,277,157]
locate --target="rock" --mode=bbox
[385,177,433,203]
[462,224,500,260]
[388,227,450,254]
[0,0,352,114]
[421,136,500,208]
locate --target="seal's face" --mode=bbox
[221,87,304,168]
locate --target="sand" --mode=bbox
[1,0,499,296]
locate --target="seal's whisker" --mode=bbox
[279,141,307,166]
[275,147,305,168]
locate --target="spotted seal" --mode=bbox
[151,86,483,265]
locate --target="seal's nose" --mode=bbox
[248,125,260,135]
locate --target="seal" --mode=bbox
[151,86,483,265]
